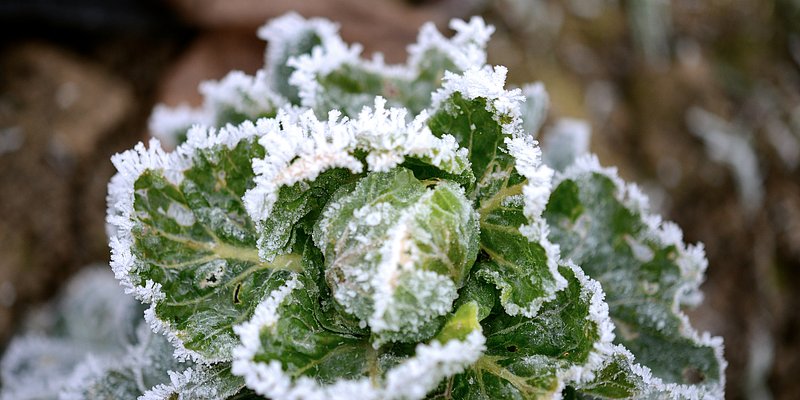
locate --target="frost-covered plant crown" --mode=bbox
[3,13,726,400]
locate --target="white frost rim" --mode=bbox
[257,12,340,80]
[149,70,285,147]
[431,65,526,137]
[408,17,494,73]
[551,262,617,397]
[231,276,486,400]
[243,97,469,234]
[288,15,494,111]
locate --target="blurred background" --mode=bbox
[0,0,798,398]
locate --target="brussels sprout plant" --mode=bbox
[2,13,725,400]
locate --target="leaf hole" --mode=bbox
[506,345,518,353]
[233,283,242,304]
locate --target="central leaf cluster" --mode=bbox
[314,167,479,346]
[98,12,726,400]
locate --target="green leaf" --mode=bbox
[314,65,439,117]
[400,156,476,191]
[452,275,498,323]
[427,66,526,183]
[239,273,376,384]
[544,157,725,397]
[482,266,602,364]
[475,197,566,317]
[256,168,357,261]
[570,344,722,399]
[313,167,479,345]
[231,272,363,383]
[433,265,612,399]
[302,233,370,336]
[429,91,515,182]
[110,133,305,362]
[474,158,564,317]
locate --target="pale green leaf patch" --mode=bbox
[545,154,726,398]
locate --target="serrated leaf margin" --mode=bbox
[554,154,727,398]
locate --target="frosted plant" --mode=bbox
[5,12,726,399]
[0,267,185,400]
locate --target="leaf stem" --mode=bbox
[477,182,524,222]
